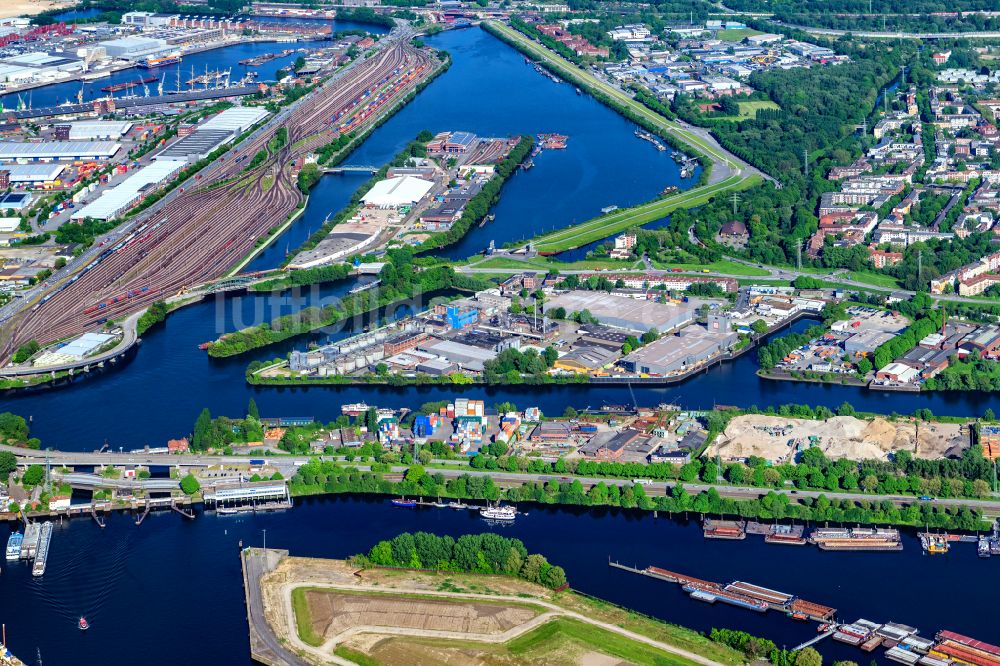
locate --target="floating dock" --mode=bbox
[746,522,807,545]
[19,522,39,559]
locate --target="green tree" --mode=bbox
[0,451,16,478]
[22,464,44,488]
[795,648,823,666]
[248,398,260,421]
[180,474,201,495]
[193,408,213,451]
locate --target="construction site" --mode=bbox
[705,414,969,463]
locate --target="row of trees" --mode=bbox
[289,462,988,531]
[359,531,567,589]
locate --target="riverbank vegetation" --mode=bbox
[136,300,168,336]
[209,249,493,357]
[288,459,989,531]
[354,531,568,589]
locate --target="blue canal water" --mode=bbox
[0,496,997,665]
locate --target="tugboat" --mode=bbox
[78,617,89,631]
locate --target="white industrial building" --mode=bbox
[68,121,134,140]
[199,107,270,133]
[1,164,65,185]
[71,159,186,221]
[0,141,121,163]
[0,63,37,84]
[361,175,434,208]
[98,36,171,61]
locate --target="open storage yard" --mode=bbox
[257,554,741,666]
[706,414,969,463]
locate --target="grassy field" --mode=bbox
[651,259,770,276]
[715,28,763,41]
[706,100,780,121]
[528,173,760,252]
[291,587,324,647]
[848,270,902,289]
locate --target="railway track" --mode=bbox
[2,40,435,358]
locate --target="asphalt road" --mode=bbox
[243,548,312,666]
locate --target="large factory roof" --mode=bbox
[362,175,434,207]
[545,290,696,334]
[2,163,65,182]
[71,159,186,221]
[99,35,166,51]
[199,107,270,133]
[68,120,134,140]
[155,129,233,161]
[0,141,121,161]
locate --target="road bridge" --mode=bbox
[322,165,379,174]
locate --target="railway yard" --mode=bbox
[1,31,439,361]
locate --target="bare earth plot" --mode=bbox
[706,414,969,463]
[258,555,743,666]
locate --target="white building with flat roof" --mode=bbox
[68,121,133,140]
[71,159,186,221]
[0,141,120,163]
[361,175,434,208]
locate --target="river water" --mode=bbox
[0,23,997,665]
[1,496,997,665]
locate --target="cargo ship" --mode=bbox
[810,527,903,551]
[101,76,158,93]
[138,55,181,69]
[31,522,52,577]
[5,531,22,560]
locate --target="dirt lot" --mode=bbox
[0,0,74,19]
[305,590,538,641]
[707,414,969,463]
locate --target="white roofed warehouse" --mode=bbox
[0,141,120,163]
[68,121,134,141]
[71,159,186,221]
[361,175,434,208]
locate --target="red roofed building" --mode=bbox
[167,437,190,453]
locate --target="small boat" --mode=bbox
[448,501,469,509]
[78,617,89,631]
[978,537,991,559]
[575,87,582,94]
[391,498,416,507]
[197,342,211,350]
[432,500,448,508]
[790,612,808,621]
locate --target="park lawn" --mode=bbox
[849,270,902,289]
[715,28,763,41]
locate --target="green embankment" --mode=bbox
[529,173,759,252]
[481,21,759,254]
[290,587,324,647]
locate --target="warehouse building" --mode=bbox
[0,192,32,211]
[200,107,270,133]
[362,175,434,208]
[67,120,134,140]
[620,324,738,376]
[0,141,120,163]
[1,163,65,185]
[545,290,697,333]
[98,36,172,60]
[416,338,496,372]
[844,329,896,356]
[155,129,233,161]
[71,159,186,221]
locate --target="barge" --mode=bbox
[31,522,52,577]
[810,527,903,551]
[702,518,746,540]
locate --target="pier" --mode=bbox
[794,628,837,651]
